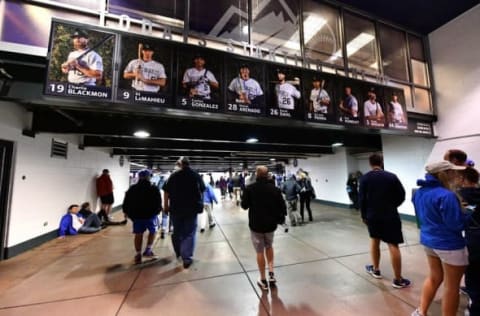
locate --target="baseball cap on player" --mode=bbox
[425,161,466,174]
[276,68,287,75]
[71,29,89,39]
[138,169,151,178]
[239,64,250,70]
[312,76,321,82]
[142,43,154,51]
[193,53,205,60]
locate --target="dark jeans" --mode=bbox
[78,214,102,234]
[466,261,480,315]
[171,214,197,264]
[299,193,312,221]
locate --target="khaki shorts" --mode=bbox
[424,246,469,266]
[250,231,274,253]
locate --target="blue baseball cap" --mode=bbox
[138,169,151,178]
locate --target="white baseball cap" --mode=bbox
[425,160,466,174]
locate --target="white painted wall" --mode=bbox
[428,4,480,161]
[285,147,351,205]
[381,135,436,215]
[0,101,130,247]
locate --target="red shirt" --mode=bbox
[96,174,113,196]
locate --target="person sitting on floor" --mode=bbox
[58,204,105,238]
[79,202,93,218]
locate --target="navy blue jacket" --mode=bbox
[123,179,162,220]
[358,169,405,221]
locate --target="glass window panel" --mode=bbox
[414,87,432,113]
[303,1,343,67]
[108,0,185,27]
[378,24,408,81]
[387,81,413,109]
[409,35,425,61]
[344,12,378,75]
[189,0,248,42]
[411,59,429,87]
[251,0,300,56]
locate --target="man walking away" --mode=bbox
[241,166,287,291]
[122,170,162,264]
[281,174,301,226]
[359,153,410,289]
[163,156,205,269]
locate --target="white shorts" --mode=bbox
[424,246,469,266]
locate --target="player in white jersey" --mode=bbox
[228,64,263,105]
[182,54,219,100]
[275,69,300,110]
[61,29,103,86]
[389,94,406,124]
[363,89,385,125]
[123,43,167,93]
[309,77,330,114]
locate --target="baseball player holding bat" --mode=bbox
[123,43,167,93]
[309,77,330,114]
[363,88,385,125]
[182,54,219,100]
[227,64,263,105]
[61,29,104,86]
[274,68,301,110]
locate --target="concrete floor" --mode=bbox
[0,200,469,315]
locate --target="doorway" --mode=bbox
[0,139,13,260]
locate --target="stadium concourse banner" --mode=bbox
[44,19,415,133]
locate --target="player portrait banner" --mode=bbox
[176,48,223,113]
[303,71,336,124]
[225,57,266,116]
[45,21,115,101]
[267,65,304,120]
[336,80,362,127]
[116,35,173,107]
[384,87,408,130]
[362,85,387,129]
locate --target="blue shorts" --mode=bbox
[132,216,158,234]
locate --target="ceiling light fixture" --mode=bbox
[246,137,258,143]
[133,130,150,138]
[331,142,343,147]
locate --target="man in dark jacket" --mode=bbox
[123,170,162,264]
[281,174,301,226]
[359,153,410,289]
[163,156,205,268]
[458,167,480,315]
[241,165,287,291]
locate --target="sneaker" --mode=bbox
[392,277,411,289]
[365,265,382,279]
[268,272,276,286]
[200,228,205,233]
[209,223,216,229]
[411,308,423,316]
[257,278,268,291]
[142,249,155,257]
[183,260,193,269]
[134,254,142,264]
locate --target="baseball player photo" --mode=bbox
[387,91,408,129]
[337,84,361,125]
[268,67,302,119]
[177,51,222,112]
[305,74,334,123]
[45,22,115,100]
[117,36,172,106]
[363,87,385,128]
[226,62,265,115]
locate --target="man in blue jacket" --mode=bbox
[200,175,218,233]
[359,153,410,289]
[58,204,103,238]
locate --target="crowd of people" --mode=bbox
[56,149,479,316]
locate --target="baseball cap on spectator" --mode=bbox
[138,169,151,178]
[142,43,154,51]
[425,161,466,174]
[71,29,89,38]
